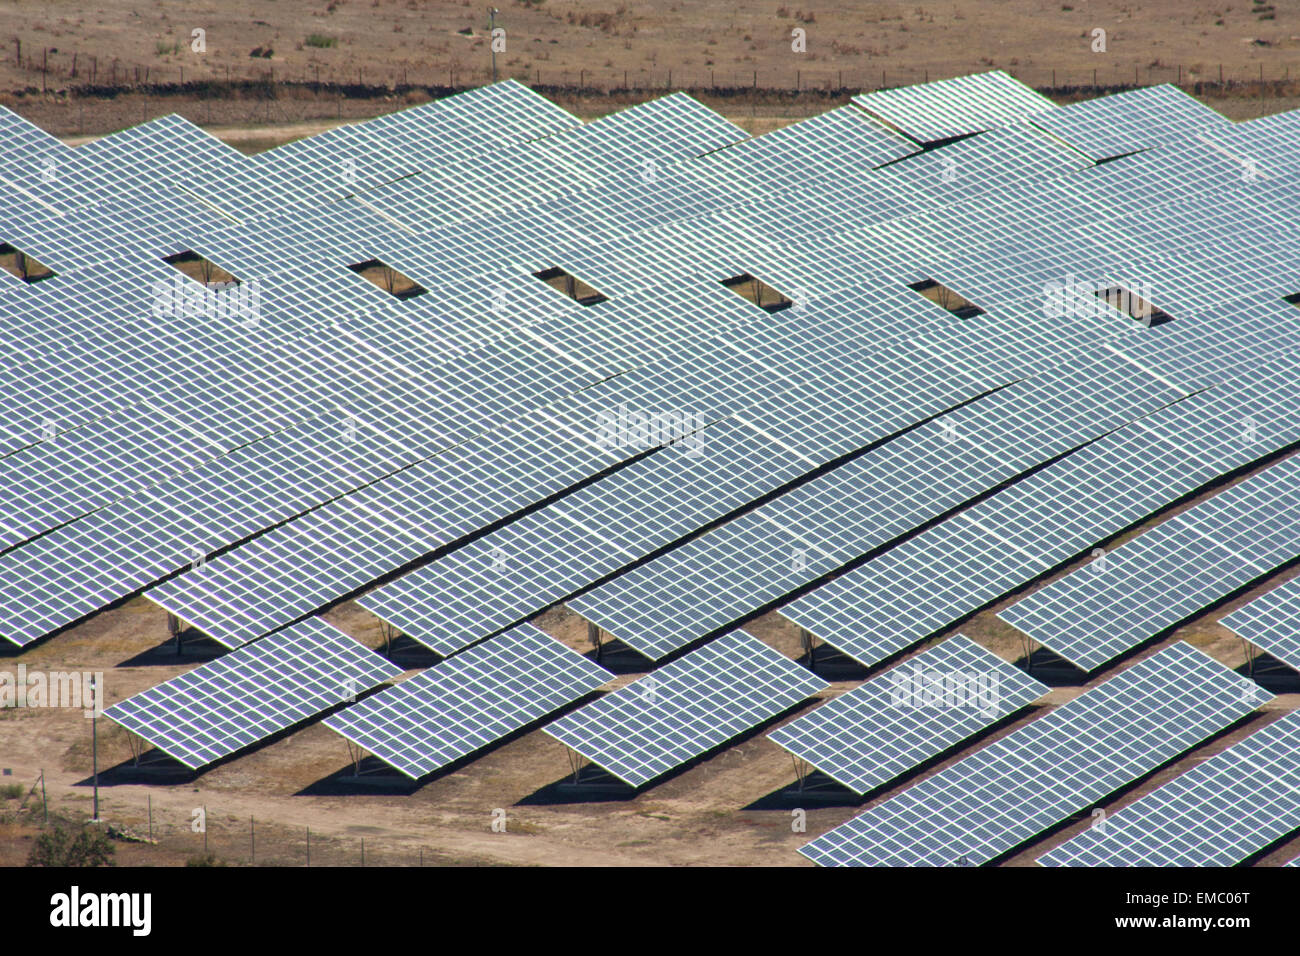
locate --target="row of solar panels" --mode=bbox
[9,72,1300,867]
[119,93,1300,655]
[105,615,817,788]
[0,75,1279,652]
[0,75,1274,481]
[105,612,1300,868]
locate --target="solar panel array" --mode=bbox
[999,452,1300,671]
[1038,709,1300,866]
[768,635,1049,795]
[853,70,1056,143]
[1028,84,1232,161]
[355,417,814,656]
[323,623,613,780]
[3,70,1300,865]
[103,618,401,769]
[782,361,1300,669]
[799,643,1268,866]
[567,350,1184,660]
[0,72,1279,660]
[543,632,828,788]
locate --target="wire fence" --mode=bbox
[10,48,1300,98]
[7,783,458,867]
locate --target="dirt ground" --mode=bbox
[6,1,1300,139]
[3,0,1300,94]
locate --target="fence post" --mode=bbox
[148,795,152,842]
[250,815,255,865]
[306,826,311,867]
[40,770,47,825]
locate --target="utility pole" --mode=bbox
[90,678,101,822]
[488,8,499,83]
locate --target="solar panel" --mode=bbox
[197,80,585,220]
[103,618,401,770]
[780,362,1300,669]
[877,121,1092,204]
[703,105,917,183]
[322,623,612,780]
[568,350,1183,660]
[4,69,1300,689]
[768,635,1048,795]
[1220,575,1300,674]
[799,643,1269,866]
[543,631,827,788]
[1038,708,1300,866]
[356,417,814,656]
[142,401,725,648]
[999,452,1300,671]
[1029,85,1231,161]
[853,71,1055,143]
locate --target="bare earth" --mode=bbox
[4,0,1300,93]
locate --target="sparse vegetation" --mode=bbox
[26,821,115,867]
[305,34,339,48]
[186,852,227,866]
